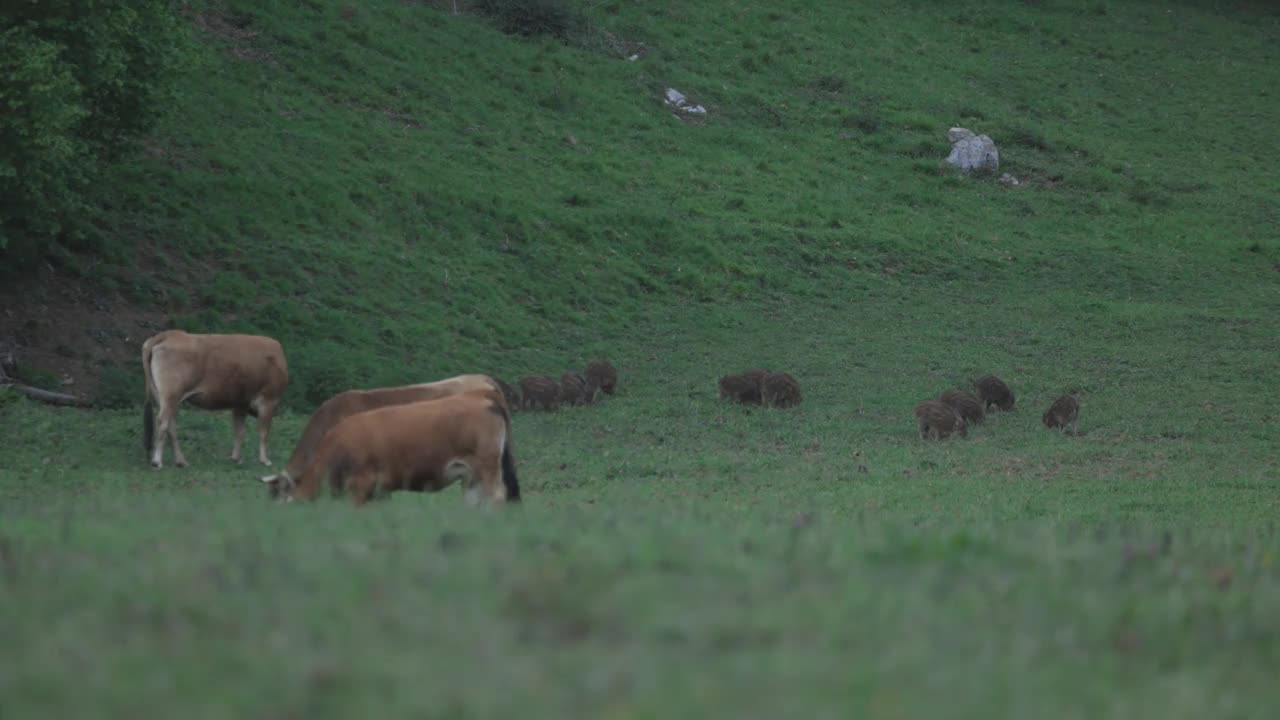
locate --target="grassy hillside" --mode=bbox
[5,0,1278,406]
[3,0,1280,717]
[4,287,1280,717]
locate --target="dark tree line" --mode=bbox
[0,0,194,269]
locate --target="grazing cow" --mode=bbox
[519,374,561,411]
[939,388,986,425]
[914,400,967,440]
[142,330,288,469]
[585,360,618,396]
[492,377,521,410]
[718,368,770,405]
[1043,394,1081,434]
[761,372,802,409]
[974,374,1016,411]
[260,374,503,490]
[560,371,596,406]
[263,389,519,507]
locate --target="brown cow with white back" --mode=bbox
[142,330,289,468]
[262,388,520,507]
[260,374,503,491]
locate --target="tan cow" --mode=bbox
[260,374,503,489]
[262,389,520,507]
[142,330,289,468]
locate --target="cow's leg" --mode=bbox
[146,401,164,468]
[170,418,189,467]
[230,410,246,463]
[149,404,165,468]
[254,398,279,466]
[154,399,188,468]
[475,454,506,506]
[446,459,483,507]
[349,476,372,506]
[457,455,503,507]
[348,471,385,507]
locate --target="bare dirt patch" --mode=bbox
[0,266,170,402]
[191,12,277,65]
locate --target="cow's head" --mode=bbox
[260,472,296,502]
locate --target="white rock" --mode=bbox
[946,129,999,174]
[664,87,706,115]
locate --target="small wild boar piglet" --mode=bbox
[1042,394,1080,434]
[761,372,802,409]
[940,388,985,425]
[585,360,618,396]
[974,374,1016,412]
[492,377,521,411]
[519,375,561,411]
[718,368,770,405]
[559,371,596,406]
[914,400,967,440]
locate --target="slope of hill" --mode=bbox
[1,0,1277,407]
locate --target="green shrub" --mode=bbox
[14,366,60,391]
[94,364,140,409]
[286,341,393,410]
[0,1,195,269]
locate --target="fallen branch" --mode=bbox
[0,381,91,407]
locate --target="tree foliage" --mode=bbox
[0,1,193,266]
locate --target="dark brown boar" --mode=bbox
[718,368,770,405]
[1042,394,1080,433]
[974,374,1016,411]
[493,377,521,411]
[519,374,561,411]
[560,371,595,406]
[761,372,802,409]
[939,388,985,425]
[914,400,967,440]
[584,360,618,396]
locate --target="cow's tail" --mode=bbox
[501,433,520,503]
[488,400,521,503]
[142,338,157,458]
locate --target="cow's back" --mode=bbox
[144,329,193,354]
[422,374,505,410]
[162,333,287,410]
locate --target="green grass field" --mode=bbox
[3,0,1280,717]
